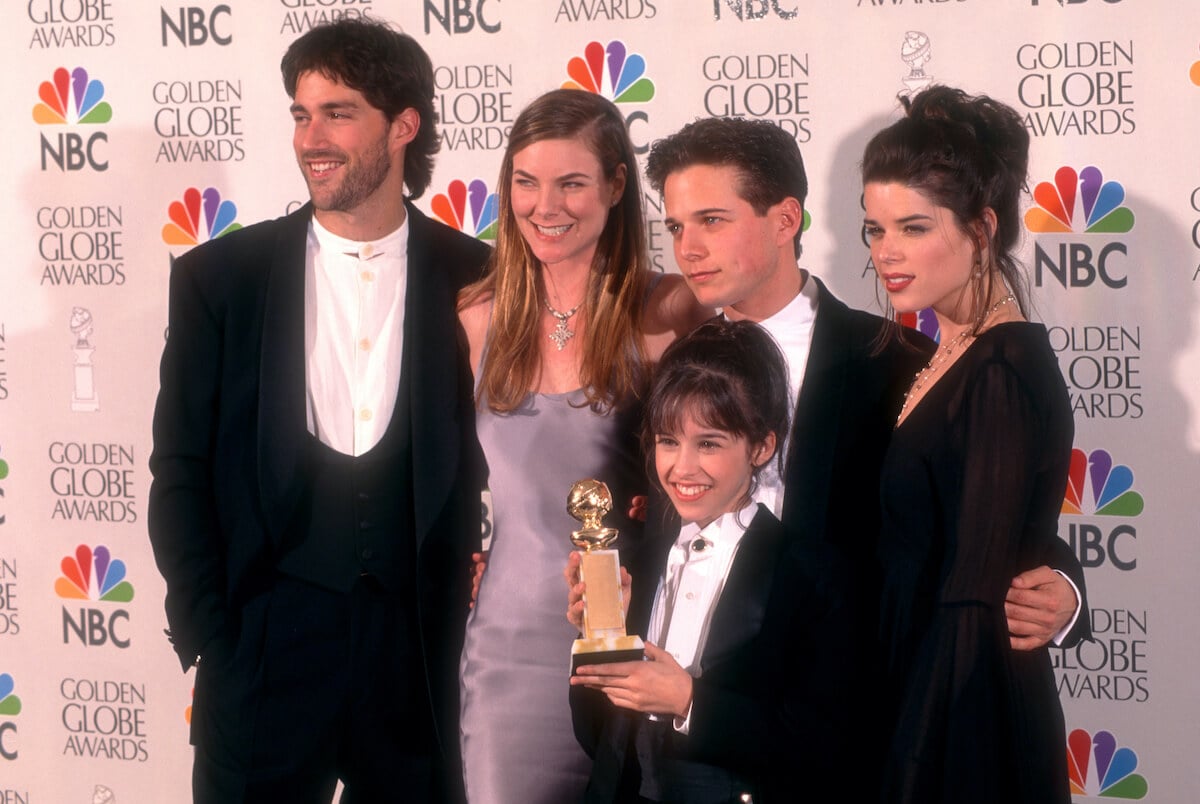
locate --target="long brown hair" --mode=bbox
[459,89,650,412]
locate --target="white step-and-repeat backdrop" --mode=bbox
[2,1,1198,801]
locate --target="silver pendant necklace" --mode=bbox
[545,300,582,350]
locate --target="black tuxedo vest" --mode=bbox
[276,398,416,596]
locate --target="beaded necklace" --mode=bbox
[896,294,1015,425]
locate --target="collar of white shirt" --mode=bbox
[651,499,762,664]
[729,271,820,515]
[310,214,407,261]
[649,499,761,733]
[673,499,759,557]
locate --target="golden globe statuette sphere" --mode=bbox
[568,479,619,551]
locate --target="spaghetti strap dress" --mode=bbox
[458,310,648,804]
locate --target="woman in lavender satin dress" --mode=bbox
[456,90,708,804]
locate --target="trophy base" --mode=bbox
[901,76,932,96]
[570,635,645,673]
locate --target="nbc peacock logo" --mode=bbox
[562,41,655,103]
[897,309,939,342]
[33,67,112,172]
[1062,448,1144,517]
[0,672,19,761]
[0,446,8,526]
[1068,729,1148,798]
[55,544,134,603]
[32,67,112,125]
[162,187,242,248]
[0,674,20,717]
[431,179,498,241]
[1025,166,1134,235]
[1028,166,1135,289]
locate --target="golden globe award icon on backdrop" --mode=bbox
[568,479,644,672]
[69,306,100,412]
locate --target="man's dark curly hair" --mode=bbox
[281,18,439,199]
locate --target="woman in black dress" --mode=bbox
[861,86,1073,803]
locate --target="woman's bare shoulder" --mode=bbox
[457,291,494,370]
[458,291,493,330]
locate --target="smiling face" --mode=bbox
[863,181,982,321]
[661,164,802,322]
[508,136,625,273]
[291,70,413,237]
[654,406,774,529]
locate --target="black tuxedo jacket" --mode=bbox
[147,201,490,754]
[572,505,863,804]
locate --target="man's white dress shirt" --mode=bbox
[305,216,408,456]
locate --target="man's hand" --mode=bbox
[1006,565,1077,650]
[628,494,648,523]
[469,552,487,609]
[570,642,693,718]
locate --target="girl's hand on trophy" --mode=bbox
[570,643,693,719]
[565,551,633,630]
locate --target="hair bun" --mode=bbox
[905,86,1029,179]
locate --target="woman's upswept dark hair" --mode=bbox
[862,85,1031,336]
[281,18,439,199]
[644,320,791,500]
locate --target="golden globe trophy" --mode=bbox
[568,479,644,673]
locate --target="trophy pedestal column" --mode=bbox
[72,346,99,412]
[570,548,644,672]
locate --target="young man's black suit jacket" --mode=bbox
[147,201,490,789]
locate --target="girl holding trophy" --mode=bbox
[566,319,861,803]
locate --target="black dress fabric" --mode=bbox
[877,322,1073,804]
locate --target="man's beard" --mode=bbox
[303,137,393,213]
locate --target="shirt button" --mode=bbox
[359,408,372,422]
[359,337,371,351]
[360,269,375,282]
[359,244,375,259]
[685,592,695,601]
